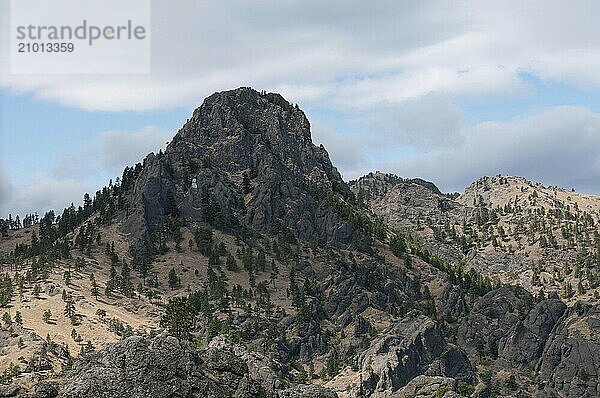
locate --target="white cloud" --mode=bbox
[53,127,170,180]
[369,94,464,148]
[0,165,13,216]
[95,127,171,174]
[311,121,371,180]
[378,106,600,194]
[3,0,600,111]
[0,172,89,218]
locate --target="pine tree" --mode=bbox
[242,172,252,194]
[270,260,279,287]
[168,268,179,290]
[106,265,119,296]
[90,273,100,299]
[256,251,266,272]
[63,295,76,320]
[63,270,71,285]
[120,262,133,297]
[32,284,41,299]
[2,312,12,326]
[160,296,195,341]
[42,309,52,324]
[226,254,238,271]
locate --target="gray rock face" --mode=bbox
[357,312,450,396]
[424,347,475,383]
[208,336,284,395]
[47,334,338,398]
[349,172,458,233]
[122,87,367,251]
[537,304,600,398]
[438,284,467,320]
[59,334,268,398]
[396,375,456,398]
[457,285,535,358]
[499,298,566,369]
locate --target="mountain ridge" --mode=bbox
[0,88,599,398]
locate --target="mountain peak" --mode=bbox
[121,88,365,251]
[168,87,313,176]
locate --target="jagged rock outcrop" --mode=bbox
[122,87,367,251]
[59,334,268,398]
[349,172,458,230]
[356,312,467,396]
[208,336,285,395]
[424,347,475,383]
[457,285,535,358]
[536,303,600,398]
[396,375,456,398]
[20,334,339,398]
[499,298,567,369]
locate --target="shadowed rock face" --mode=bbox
[537,304,600,398]
[60,335,267,398]
[122,87,367,251]
[457,285,536,359]
[499,298,567,369]
[424,348,475,384]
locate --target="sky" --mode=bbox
[1,0,600,217]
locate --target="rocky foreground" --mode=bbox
[1,334,337,398]
[3,287,599,398]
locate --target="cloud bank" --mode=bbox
[3,1,600,111]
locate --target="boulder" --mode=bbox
[396,375,456,398]
[278,385,337,398]
[59,334,268,398]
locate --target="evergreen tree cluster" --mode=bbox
[6,163,144,262]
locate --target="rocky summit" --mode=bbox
[0,88,599,398]
[122,87,366,251]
